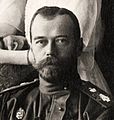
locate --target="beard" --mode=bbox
[32,56,77,83]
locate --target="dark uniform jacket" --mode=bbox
[0,79,113,120]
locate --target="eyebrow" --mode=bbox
[34,35,68,40]
[55,35,68,39]
[34,36,46,40]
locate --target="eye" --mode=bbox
[35,39,48,47]
[55,37,69,46]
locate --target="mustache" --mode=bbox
[34,57,61,70]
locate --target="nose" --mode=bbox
[46,41,56,57]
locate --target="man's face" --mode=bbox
[31,14,79,80]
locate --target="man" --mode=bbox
[0,6,113,120]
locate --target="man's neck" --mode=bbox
[39,72,81,95]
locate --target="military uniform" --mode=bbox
[0,78,113,120]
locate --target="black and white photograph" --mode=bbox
[0,0,113,119]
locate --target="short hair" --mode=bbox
[30,6,81,43]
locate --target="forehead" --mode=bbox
[31,14,75,37]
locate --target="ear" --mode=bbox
[76,37,83,57]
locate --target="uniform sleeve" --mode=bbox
[0,94,7,119]
[0,95,3,111]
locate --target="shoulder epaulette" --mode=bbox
[0,78,39,95]
[78,81,114,109]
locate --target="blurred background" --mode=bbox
[96,0,114,95]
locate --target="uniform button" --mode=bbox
[64,87,67,90]
[58,107,64,111]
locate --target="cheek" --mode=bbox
[58,45,75,58]
[31,45,45,63]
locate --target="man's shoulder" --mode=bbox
[0,78,39,95]
[78,80,113,109]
